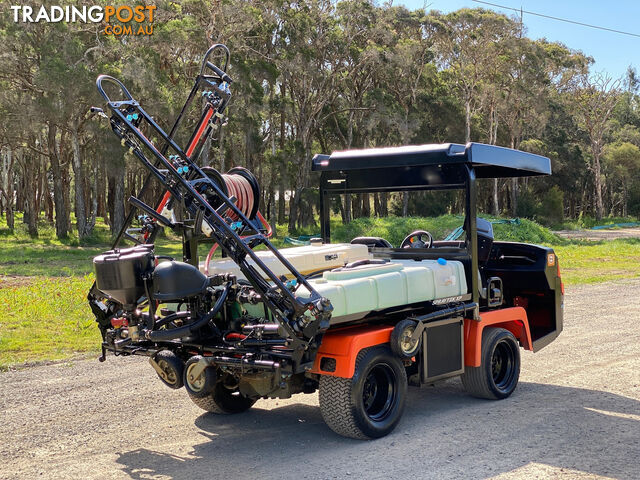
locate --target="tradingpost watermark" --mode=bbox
[8,4,156,36]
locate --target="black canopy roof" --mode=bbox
[312,142,551,179]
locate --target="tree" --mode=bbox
[430,8,516,144]
[572,74,621,220]
[605,142,640,216]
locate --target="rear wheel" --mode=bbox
[188,382,257,414]
[461,327,520,399]
[319,346,407,439]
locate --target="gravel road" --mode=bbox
[1,280,639,480]
[554,227,640,241]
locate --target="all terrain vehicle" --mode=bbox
[88,45,564,439]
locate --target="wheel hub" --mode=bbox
[186,364,206,391]
[491,341,515,389]
[400,328,417,354]
[361,364,396,421]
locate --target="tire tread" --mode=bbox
[319,350,369,439]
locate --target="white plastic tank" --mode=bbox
[204,242,370,280]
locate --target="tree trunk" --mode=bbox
[288,190,299,231]
[492,178,499,215]
[71,121,88,239]
[593,153,604,220]
[380,192,388,217]
[361,194,371,217]
[465,98,472,144]
[86,161,98,237]
[352,195,362,219]
[510,178,518,216]
[109,156,126,235]
[1,147,15,229]
[344,194,352,223]
[402,192,409,217]
[47,123,69,239]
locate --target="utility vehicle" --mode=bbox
[88,45,564,439]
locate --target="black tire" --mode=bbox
[461,327,520,400]
[188,382,257,414]
[390,319,421,359]
[319,346,407,439]
[154,350,184,389]
[183,356,217,398]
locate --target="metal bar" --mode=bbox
[465,166,479,317]
[104,101,328,344]
[320,176,331,243]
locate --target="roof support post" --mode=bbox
[320,173,331,243]
[465,165,479,319]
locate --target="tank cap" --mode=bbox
[437,257,447,265]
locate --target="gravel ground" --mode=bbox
[1,280,639,480]
[554,227,640,241]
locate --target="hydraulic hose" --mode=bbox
[146,283,230,341]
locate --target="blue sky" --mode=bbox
[397,0,639,81]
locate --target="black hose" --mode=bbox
[153,311,190,329]
[147,283,230,341]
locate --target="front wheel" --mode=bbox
[319,346,407,439]
[461,327,520,399]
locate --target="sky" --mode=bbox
[397,0,640,81]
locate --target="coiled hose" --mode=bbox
[203,168,272,274]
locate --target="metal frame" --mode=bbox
[314,142,551,314]
[92,45,332,367]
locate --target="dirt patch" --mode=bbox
[1,280,639,479]
[0,275,35,289]
[555,227,640,241]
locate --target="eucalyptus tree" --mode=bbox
[429,8,516,144]
[572,73,621,220]
[604,142,640,216]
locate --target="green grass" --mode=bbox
[554,238,640,285]
[1,213,640,369]
[0,214,182,277]
[0,275,100,368]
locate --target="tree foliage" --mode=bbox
[0,1,636,241]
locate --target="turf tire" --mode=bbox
[461,327,520,400]
[319,346,407,439]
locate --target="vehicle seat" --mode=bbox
[476,218,494,264]
[351,237,393,249]
[464,218,494,265]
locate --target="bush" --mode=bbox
[515,188,538,219]
[331,215,564,246]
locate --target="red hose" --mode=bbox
[203,173,272,274]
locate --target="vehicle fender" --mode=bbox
[310,325,393,378]
[464,307,533,367]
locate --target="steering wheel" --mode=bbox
[400,230,433,249]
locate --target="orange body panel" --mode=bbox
[310,325,393,378]
[464,307,532,367]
